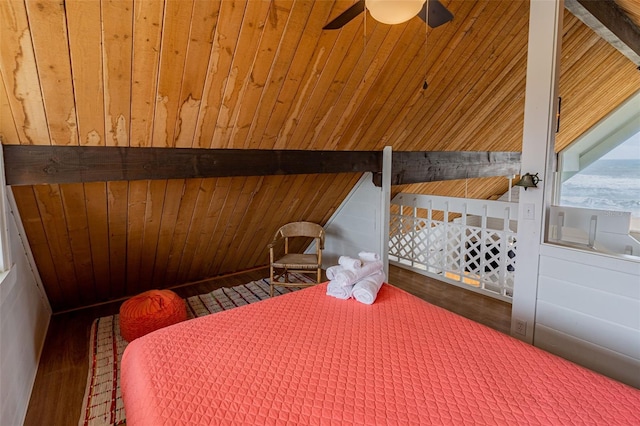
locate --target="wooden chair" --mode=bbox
[268,221,325,297]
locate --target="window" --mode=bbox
[550,92,640,256]
[557,92,640,232]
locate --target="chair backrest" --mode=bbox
[275,221,325,247]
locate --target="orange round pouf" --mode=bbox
[119,289,187,342]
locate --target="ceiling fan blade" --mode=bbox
[418,0,454,28]
[323,0,366,30]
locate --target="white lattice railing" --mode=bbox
[389,194,518,301]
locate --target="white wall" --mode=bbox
[535,244,640,388]
[319,172,385,268]
[0,189,51,426]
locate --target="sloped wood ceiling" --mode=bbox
[1,0,638,311]
[616,0,640,28]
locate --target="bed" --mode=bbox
[121,283,640,425]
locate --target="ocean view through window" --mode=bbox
[559,133,640,231]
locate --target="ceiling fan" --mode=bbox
[323,0,454,30]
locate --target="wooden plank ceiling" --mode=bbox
[1,0,638,311]
[618,0,640,23]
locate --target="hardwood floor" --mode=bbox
[24,265,511,426]
[388,265,513,334]
[23,268,268,426]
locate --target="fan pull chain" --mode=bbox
[423,0,429,91]
[363,7,367,83]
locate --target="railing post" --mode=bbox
[427,199,434,272]
[479,205,488,290]
[500,207,511,296]
[411,198,417,268]
[458,203,468,278]
[442,201,449,276]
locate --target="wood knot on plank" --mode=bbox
[43,164,58,175]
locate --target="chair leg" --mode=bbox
[270,266,274,297]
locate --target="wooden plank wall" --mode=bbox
[1,1,639,311]
[11,174,360,310]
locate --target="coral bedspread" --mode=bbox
[121,283,640,425]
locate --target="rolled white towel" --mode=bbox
[326,280,354,300]
[332,269,356,287]
[333,260,383,287]
[358,251,380,263]
[338,255,362,270]
[352,270,386,305]
[326,265,344,280]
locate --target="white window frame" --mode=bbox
[554,91,640,237]
[556,90,640,194]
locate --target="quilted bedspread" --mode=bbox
[121,283,640,425]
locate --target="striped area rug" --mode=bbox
[79,278,305,426]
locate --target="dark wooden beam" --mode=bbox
[372,151,521,186]
[565,0,640,66]
[3,145,520,186]
[3,145,381,185]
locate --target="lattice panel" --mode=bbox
[463,227,483,274]
[445,225,464,273]
[389,197,517,300]
[423,223,445,271]
[389,214,417,261]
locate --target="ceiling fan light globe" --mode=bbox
[365,0,426,25]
